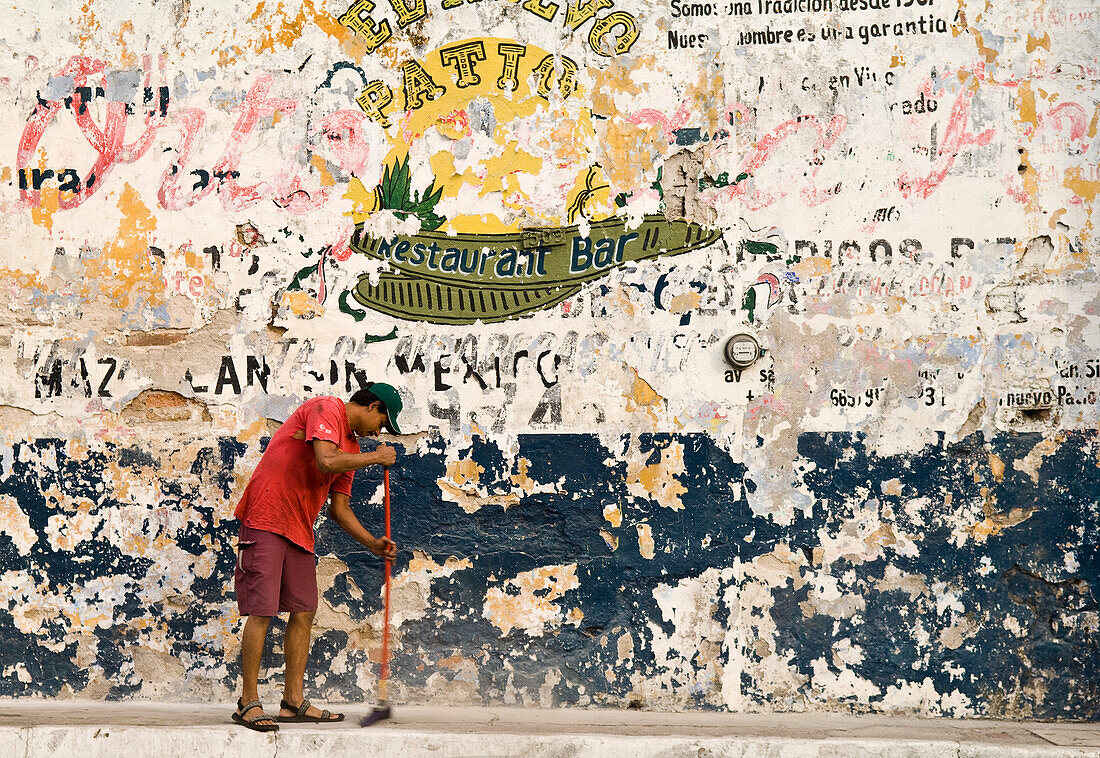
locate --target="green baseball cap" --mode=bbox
[369,382,403,435]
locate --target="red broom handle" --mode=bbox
[380,467,392,692]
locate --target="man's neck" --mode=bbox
[344,401,358,437]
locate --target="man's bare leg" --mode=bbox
[238,615,275,722]
[280,610,331,718]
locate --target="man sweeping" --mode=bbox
[230,383,403,732]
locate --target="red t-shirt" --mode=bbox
[234,396,357,552]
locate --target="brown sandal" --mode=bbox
[232,698,279,732]
[277,698,344,723]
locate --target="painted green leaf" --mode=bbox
[339,289,366,321]
[287,263,319,291]
[742,285,757,323]
[743,240,778,257]
[375,154,448,232]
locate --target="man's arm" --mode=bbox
[313,439,397,474]
[328,492,397,559]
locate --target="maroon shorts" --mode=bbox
[234,524,318,616]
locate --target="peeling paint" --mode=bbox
[483,563,581,637]
[0,0,1095,722]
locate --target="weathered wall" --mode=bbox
[0,0,1097,719]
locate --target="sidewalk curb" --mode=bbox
[2,725,1098,758]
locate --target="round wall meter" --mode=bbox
[723,333,761,369]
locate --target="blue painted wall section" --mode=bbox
[0,432,1095,718]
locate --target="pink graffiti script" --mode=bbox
[21,59,376,216]
[17,56,165,210]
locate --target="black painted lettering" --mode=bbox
[36,359,63,399]
[434,355,453,390]
[462,357,487,389]
[345,361,369,392]
[246,356,269,392]
[215,356,241,395]
[97,357,117,397]
[951,237,974,258]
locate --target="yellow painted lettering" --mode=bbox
[564,0,613,30]
[402,60,447,109]
[440,41,488,88]
[522,0,560,22]
[337,0,393,53]
[496,43,527,91]
[385,0,427,27]
[533,54,578,99]
[355,80,394,127]
[588,11,639,56]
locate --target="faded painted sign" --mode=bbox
[0,0,1096,719]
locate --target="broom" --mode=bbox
[361,466,393,726]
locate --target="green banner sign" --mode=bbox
[349,215,723,324]
[351,215,722,289]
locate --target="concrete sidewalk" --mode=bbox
[0,702,1096,757]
